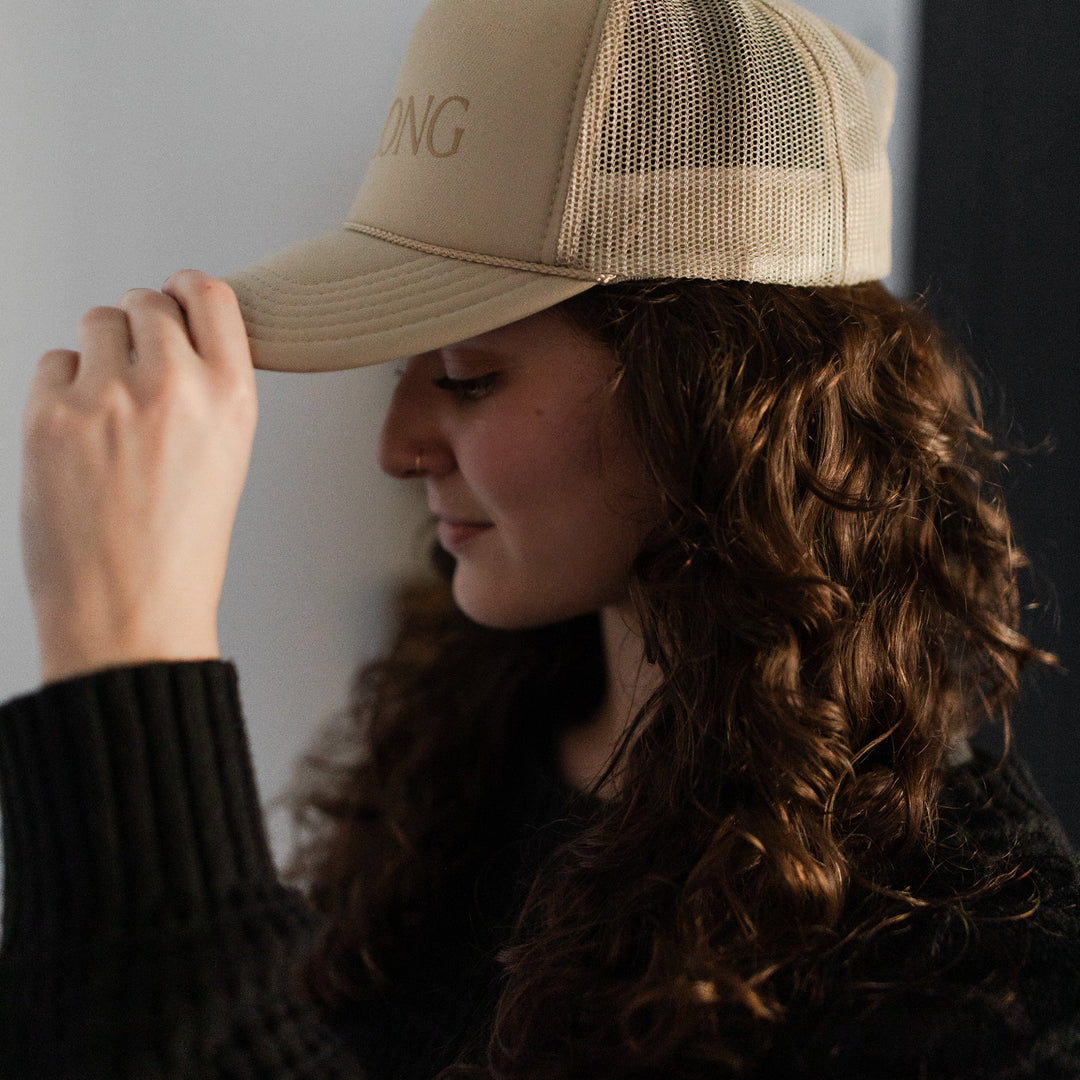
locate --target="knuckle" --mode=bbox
[164,267,202,288]
[38,347,74,370]
[150,359,190,404]
[139,319,181,356]
[153,364,206,419]
[79,305,126,333]
[116,287,161,312]
[218,363,257,408]
[117,286,154,302]
[164,267,205,288]
[205,278,239,312]
[167,269,236,306]
[77,381,139,439]
[98,379,135,417]
[23,396,70,448]
[195,376,256,441]
[232,381,258,428]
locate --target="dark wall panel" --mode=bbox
[914,2,1080,841]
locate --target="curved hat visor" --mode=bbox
[224,228,601,373]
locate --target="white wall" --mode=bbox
[0,0,920,863]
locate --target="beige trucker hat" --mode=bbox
[226,0,895,372]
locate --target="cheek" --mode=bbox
[465,407,595,508]
[463,430,543,507]
[460,386,649,547]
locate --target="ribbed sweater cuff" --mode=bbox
[0,660,278,952]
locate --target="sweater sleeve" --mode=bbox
[0,661,364,1079]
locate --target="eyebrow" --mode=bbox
[440,340,523,366]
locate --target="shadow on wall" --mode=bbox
[914,0,1080,845]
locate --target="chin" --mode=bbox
[450,574,615,631]
[451,593,566,631]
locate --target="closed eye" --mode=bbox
[432,372,499,402]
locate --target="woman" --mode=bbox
[2,0,1078,1077]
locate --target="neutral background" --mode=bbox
[0,0,981,862]
[913,1,1080,842]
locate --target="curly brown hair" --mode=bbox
[286,279,1051,1078]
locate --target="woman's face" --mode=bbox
[378,307,654,629]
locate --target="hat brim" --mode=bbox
[224,229,601,373]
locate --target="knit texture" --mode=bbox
[1,661,1078,1078]
[0,662,358,1079]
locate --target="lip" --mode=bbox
[436,517,493,554]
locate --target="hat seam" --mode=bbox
[237,262,513,321]
[239,268,592,342]
[762,0,851,281]
[235,248,503,301]
[342,221,611,281]
[542,0,614,267]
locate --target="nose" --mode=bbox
[377,358,455,479]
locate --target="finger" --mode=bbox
[76,306,133,384]
[30,349,80,394]
[23,351,79,457]
[162,270,252,371]
[116,287,195,372]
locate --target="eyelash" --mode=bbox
[432,372,499,402]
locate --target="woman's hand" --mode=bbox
[20,270,258,683]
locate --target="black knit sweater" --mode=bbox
[1,661,1078,1078]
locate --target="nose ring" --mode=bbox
[413,452,424,474]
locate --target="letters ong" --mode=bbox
[378,95,470,158]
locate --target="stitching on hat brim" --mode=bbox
[343,222,612,282]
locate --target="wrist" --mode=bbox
[35,601,220,684]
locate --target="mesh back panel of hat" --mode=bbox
[557,0,893,286]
